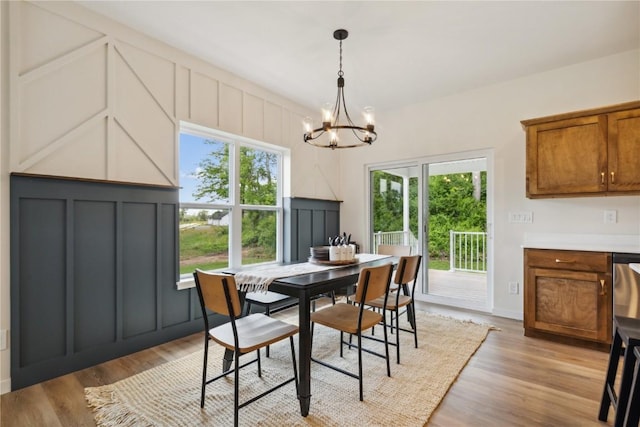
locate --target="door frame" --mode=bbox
[365,148,494,313]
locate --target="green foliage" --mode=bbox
[372,170,486,262]
[428,172,486,259]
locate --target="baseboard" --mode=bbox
[491,307,523,321]
[1,378,11,395]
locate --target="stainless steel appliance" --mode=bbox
[612,252,640,319]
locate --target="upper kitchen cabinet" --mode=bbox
[522,101,640,198]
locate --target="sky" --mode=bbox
[179,133,224,203]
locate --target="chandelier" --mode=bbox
[303,29,377,149]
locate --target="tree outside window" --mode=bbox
[178,125,282,276]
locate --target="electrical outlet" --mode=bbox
[604,210,617,224]
[0,329,7,351]
[508,212,533,224]
[508,281,519,295]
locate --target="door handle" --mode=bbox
[601,172,605,184]
[610,171,615,184]
[600,279,606,296]
[555,259,575,264]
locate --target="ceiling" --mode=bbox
[76,1,639,114]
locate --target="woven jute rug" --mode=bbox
[85,311,495,426]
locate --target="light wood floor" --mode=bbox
[1,304,618,426]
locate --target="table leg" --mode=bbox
[222,291,247,372]
[297,292,312,416]
[402,283,415,329]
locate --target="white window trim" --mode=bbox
[176,122,288,289]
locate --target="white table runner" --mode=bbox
[234,253,391,292]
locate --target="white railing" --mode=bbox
[373,231,418,255]
[450,230,487,272]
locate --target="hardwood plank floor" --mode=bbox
[0,304,617,426]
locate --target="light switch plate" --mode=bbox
[508,212,533,224]
[604,210,617,224]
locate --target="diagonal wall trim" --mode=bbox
[16,109,109,172]
[113,117,174,185]
[18,36,109,84]
[114,43,175,125]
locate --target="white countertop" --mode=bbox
[522,233,640,253]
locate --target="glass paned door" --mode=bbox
[422,157,490,311]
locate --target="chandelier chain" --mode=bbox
[338,39,344,77]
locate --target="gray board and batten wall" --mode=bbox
[10,174,341,390]
[9,174,199,390]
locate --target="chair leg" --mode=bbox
[234,351,240,427]
[383,316,391,378]
[615,345,639,427]
[599,329,623,421]
[395,307,401,364]
[410,302,418,349]
[257,348,262,378]
[265,305,271,357]
[357,331,364,401]
[289,336,300,397]
[624,352,640,427]
[201,334,209,408]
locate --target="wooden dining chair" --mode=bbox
[377,244,412,292]
[193,270,299,427]
[310,263,393,401]
[365,255,422,364]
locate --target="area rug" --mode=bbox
[85,311,495,426]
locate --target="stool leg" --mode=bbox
[615,345,639,427]
[624,354,640,427]
[599,330,623,421]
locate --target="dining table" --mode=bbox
[223,253,398,417]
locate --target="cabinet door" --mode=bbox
[608,108,640,192]
[526,115,607,197]
[525,267,611,343]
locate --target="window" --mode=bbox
[179,123,284,278]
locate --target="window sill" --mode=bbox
[176,277,195,290]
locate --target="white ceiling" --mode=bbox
[77,1,640,113]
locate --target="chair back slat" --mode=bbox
[355,263,393,304]
[193,270,242,317]
[378,244,411,256]
[394,255,422,285]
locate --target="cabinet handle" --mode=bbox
[555,259,575,264]
[601,172,605,184]
[600,279,606,296]
[610,171,615,184]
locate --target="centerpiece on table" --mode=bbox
[309,233,357,264]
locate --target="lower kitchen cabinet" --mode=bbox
[524,248,612,348]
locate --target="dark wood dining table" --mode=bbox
[224,255,398,417]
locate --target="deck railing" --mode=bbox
[450,230,487,272]
[373,230,487,273]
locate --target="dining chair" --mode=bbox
[377,244,411,292]
[193,269,299,427]
[310,263,393,401]
[377,244,412,256]
[245,290,335,356]
[365,255,422,364]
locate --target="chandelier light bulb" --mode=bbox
[364,106,375,125]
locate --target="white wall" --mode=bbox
[339,49,640,319]
[0,0,338,393]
